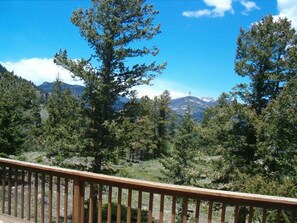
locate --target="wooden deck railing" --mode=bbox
[0,158,296,223]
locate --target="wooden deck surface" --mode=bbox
[0,214,32,223]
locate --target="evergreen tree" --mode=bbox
[235,15,297,114]
[0,65,41,156]
[122,115,156,162]
[41,79,88,168]
[113,93,156,162]
[54,0,166,173]
[155,90,172,156]
[201,95,260,222]
[115,91,173,161]
[161,107,200,186]
[202,94,258,188]
[257,77,297,181]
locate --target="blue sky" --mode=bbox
[1,0,296,99]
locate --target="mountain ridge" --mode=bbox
[38,81,217,121]
[38,81,84,96]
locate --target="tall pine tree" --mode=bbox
[54,0,165,173]
[155,90,172,156]
[235,15,297,114]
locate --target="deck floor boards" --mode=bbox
[0,214,32,223]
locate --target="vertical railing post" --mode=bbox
[1,166,5,214]
[73,176,82,223]
[182,198,188,223]
[8,167,12,215]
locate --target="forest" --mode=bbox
[0,0,296,205]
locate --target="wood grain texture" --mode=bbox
[26,171,31,221]
[171,196,176,223]
[88,182,94,223]
[117,187,122,223]
[64,178,68,223]
[1,166,5,214]
[14,169,18,217]
[182,198,188,223]
[195,200,200,223]
[148,193,153,223]
[126,189,132,223]
[137,191,142,223]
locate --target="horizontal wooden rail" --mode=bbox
[1,158,297,223]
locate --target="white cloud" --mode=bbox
[0,58,83,86]
[204,0,234,17]
[240,0,260,16]
[182,0,233,18]
[133,79,188,99]
[275,0,297,29]
[182,9,212,18]
[182,0,262,18]
[135,80,217,99]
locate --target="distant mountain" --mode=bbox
[38,81,128,110]
[0,64,8,73]
[170,96,217,121]
[38,82,217,121]
[38,82,84,96]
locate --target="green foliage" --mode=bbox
[54,0,165,173]
[154,90,172,156]
[235,15,297,114]
[201,93,234,155]
[116,115,157,162]
[0,153,9,158]
[161,107,202,186]
[257,77,297,180]
[201,94,260,189]
[197,15,297,197]
[111,91,173,162]
[39,78,88,168]
[0,65,41,155]
[35,155,44,163]
[233,172,296,222]
[234,172,297,197]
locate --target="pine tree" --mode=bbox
[155,90,172,156]
[257,77,297,180]
[54,0,165,173]
[0,65,41,156]
[41,79,88,168]
[202,94,258,188]
[113,93,157,162]
[161,107,200,186]
[235,15,297,114]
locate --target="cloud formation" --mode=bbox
[0,58,189,99]
[134,79,188,99]
[182,9,212,18]
[182,0,259,18]
[0,58,83,86]
[276,0,297,29]
[183,0,233,18]
[240,0,260,16]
